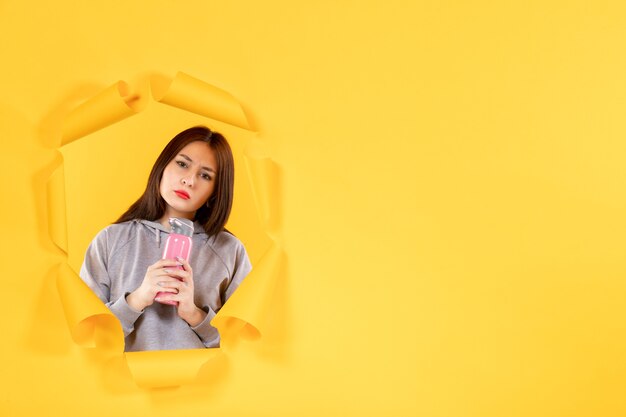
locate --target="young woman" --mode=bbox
[80,126,251,352]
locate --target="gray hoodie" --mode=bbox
[79,219,251,351]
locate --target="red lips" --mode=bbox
[174,190,190,200]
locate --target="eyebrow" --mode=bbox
[179,153,215,173]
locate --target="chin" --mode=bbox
[164,202,198,218]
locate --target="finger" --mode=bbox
[175,256,192,272]
[153,259,183,269]
[154,269,185,278]
[156,278,180,285]
[175,273,193,287]
[173,280,190,290]
[155,286,178,293]
[150,274,181,283]
[155,293,179,303]
[157,280,183,290]
[153,275,180,284]
[146,260,183,273]
[163,268,190,280]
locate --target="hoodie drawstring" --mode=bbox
[155,228,161,248]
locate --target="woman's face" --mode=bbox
[159,141,218,221]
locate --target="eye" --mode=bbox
[201,172,213,181]
[176,160,188,168]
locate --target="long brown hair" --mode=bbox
[115,126,234,237]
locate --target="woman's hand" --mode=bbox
[150,257,207,327]
[126,259,183,312]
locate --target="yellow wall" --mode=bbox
[2,1,626,416]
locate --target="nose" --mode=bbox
[181,177,194,187]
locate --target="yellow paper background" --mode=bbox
[2,1,626,416]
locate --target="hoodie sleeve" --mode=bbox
[79,228,143,337]
[190,239,252,347]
